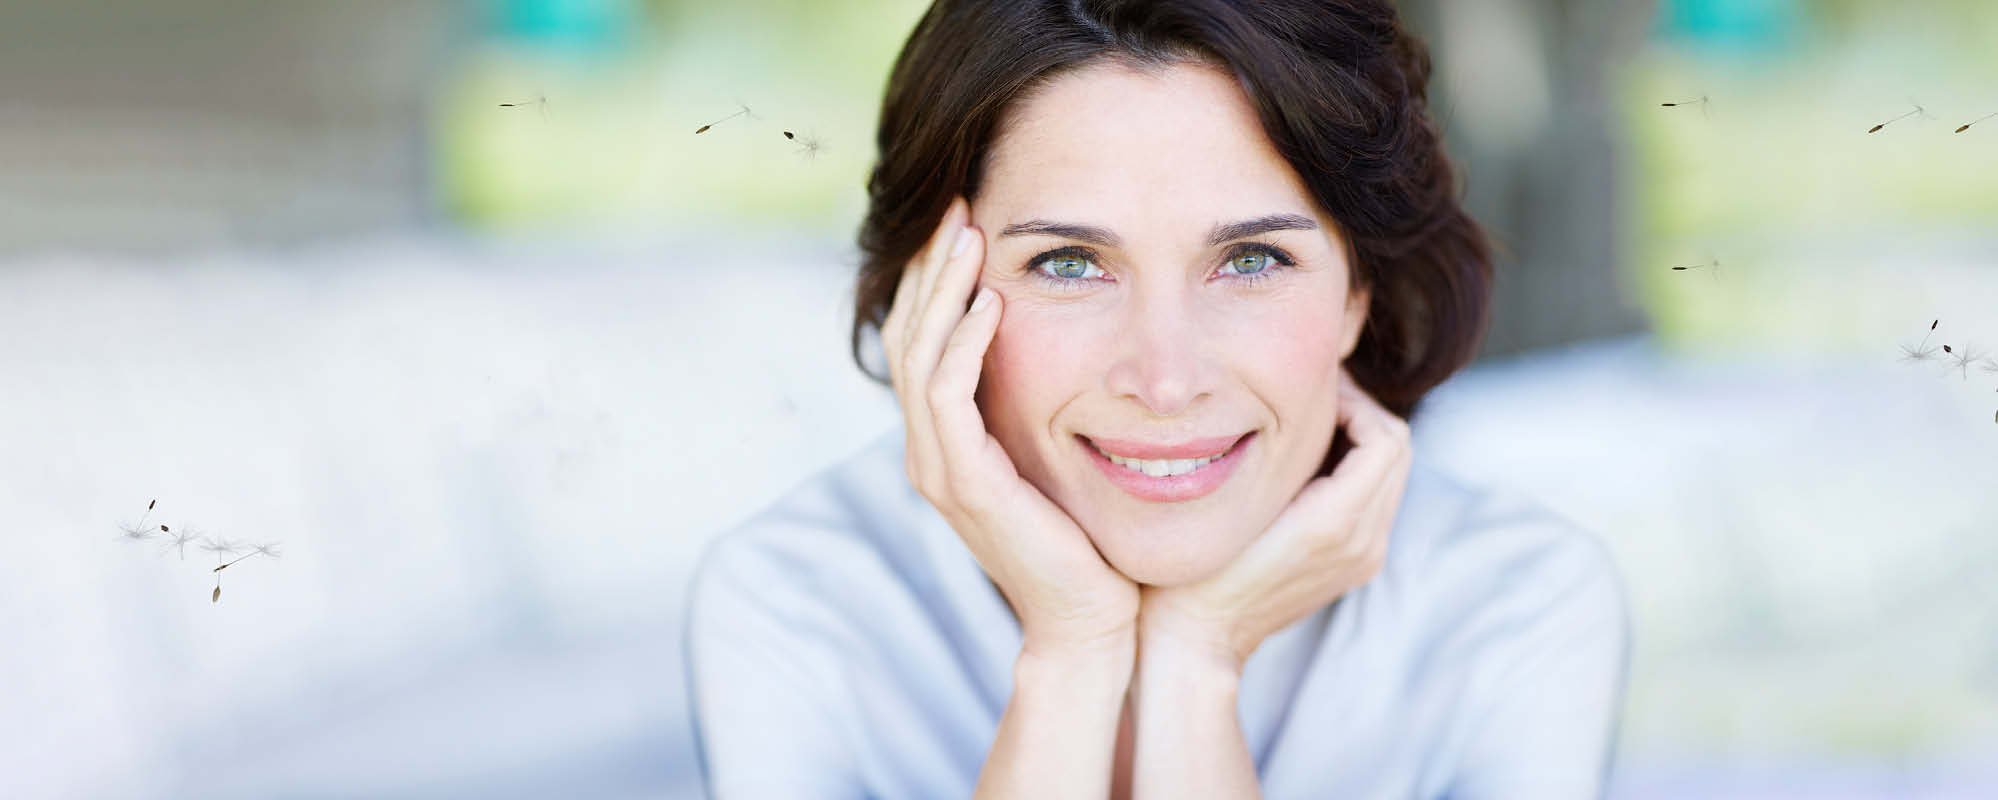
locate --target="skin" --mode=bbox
[970,57,1366,588]
[882,58,1413,798]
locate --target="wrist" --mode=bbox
[1020,618,1138,663]
[1013,631,1135,712]
[1137,599,1251,679]
[1018,625,1136,676]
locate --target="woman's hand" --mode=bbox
[1137,369,1414,673]
[882,195,1140,657]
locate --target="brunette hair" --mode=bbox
[849,0,1492,470]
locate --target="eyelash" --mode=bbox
[1023,241,1298,291]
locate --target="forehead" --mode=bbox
[980,59,1316,228]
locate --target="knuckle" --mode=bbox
[949,475,993,515]
[944,467,976,497]
[1363,531,1388,561]
[1362,546,1388,577]
[1339,532,1372,561]
[907,457,939,495]
[924,375,956,410]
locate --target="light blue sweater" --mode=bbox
[685,426,1629,798]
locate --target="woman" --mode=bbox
[685,1,1629,797]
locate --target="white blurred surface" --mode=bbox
[1,236,1993,798]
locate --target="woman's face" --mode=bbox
[970,58,1370,587]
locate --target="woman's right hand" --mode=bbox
[882,195,1139,656]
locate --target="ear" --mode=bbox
[1337,282,1371,360]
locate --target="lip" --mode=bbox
[1080,433,1249,460]
[1077,432,1254,503]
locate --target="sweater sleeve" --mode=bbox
[1442,516,1632,800]
[684,530,868,799]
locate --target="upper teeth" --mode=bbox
[1094,444,1228,477]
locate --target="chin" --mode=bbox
[1085,512,1251,587]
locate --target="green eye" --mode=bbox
[1228,251,1271,275]
[1047,254,1090,279]
[1022,246,1106,290]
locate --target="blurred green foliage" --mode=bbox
[438,0,930,235]
[437,0,1998,363]
[1621,0,1998,355]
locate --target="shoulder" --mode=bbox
[682,433,922,797]
[1380,465,1633,795]
[684,428,929,636]
[1384,456,1629,647]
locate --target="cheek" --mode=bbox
[979,308,1089,434]
[1232,296,1349,391]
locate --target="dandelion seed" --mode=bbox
[1899,319,1941,363]
[212,580,221,604]
[117,499,159,541]
[786,129,825,160]
[199,536,242,559]
[696,103,755,134]
[216,548,279,572]
[1870,103,1928,134]
[1957,112,1996,134]
[160,526,200,560]
[498,94,548,117]
[1979,357,1998,376]
[213,542,279,572]
[1660,95,1711,119]
[1670,257,1722,281]
[1945,345,1982,380]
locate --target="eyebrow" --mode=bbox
[997,213,1318,249]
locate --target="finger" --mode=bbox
[1335,370,1408,452]
[1334,372,1412,566]
[904,222,985,407]
[882,256,925,397]
[900,198,969,378]
[1350,433,1413,568]
[882,252,924,349]
[928,286,1003,508]
[1252,374,1406,552]
[884,199,961,361]
[902,217,980,501]
[888,197,968,410]
[914,197,970,309]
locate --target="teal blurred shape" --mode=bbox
[1655,0,1805,52]
[485,0,640,53]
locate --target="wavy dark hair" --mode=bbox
[848,0,1492,475]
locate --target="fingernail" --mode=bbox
[971,287,994,311]
[952,226,975,257]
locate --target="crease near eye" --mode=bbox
[1022,240,1298,291]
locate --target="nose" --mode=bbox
[1102,288,1214,418]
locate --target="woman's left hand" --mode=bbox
[1136,367,1414,674]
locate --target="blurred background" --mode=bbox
[2,0,1995,797]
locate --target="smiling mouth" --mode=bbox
[1074,431,1255,503]
[1076,433,1250,478]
